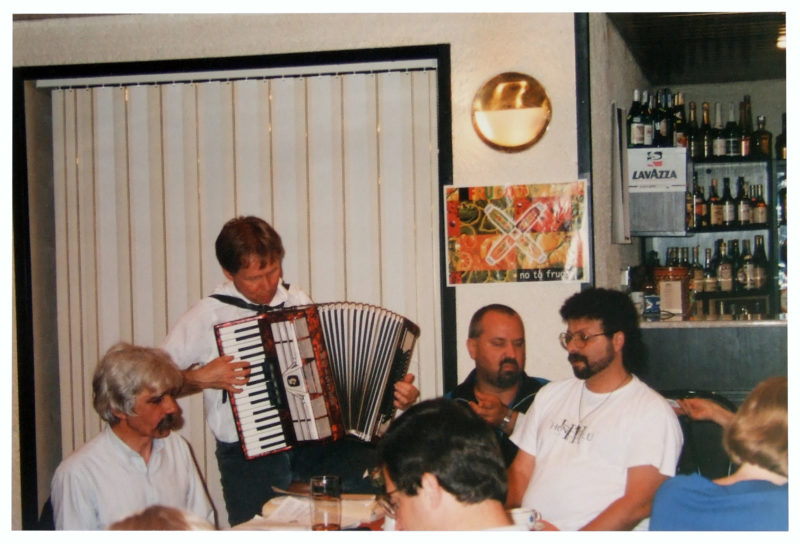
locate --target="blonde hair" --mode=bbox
[109,505,215,530]
[724,376,788,477]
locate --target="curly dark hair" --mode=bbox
[377,399,507,504]
[559,287,647,375]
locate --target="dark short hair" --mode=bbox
[377,399,507,504]
[559,287,646,375]
[468,304,521,339]
[215,216,285,274]
[93,343,183,425]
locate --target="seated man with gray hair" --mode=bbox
[51,343,215,530]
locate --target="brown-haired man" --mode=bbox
[161,216,419,526]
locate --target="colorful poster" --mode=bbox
[445,181,588,285]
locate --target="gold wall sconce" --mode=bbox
[471,72,552,152]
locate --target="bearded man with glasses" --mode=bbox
[506,288,682,531]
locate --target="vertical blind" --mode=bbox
[47,60,442,521]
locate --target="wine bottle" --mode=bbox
[723,102,741,158]
[703,246,718,293]
[708,178,723,228]
[775,112,786,159]
[687,101,703,160]
[735,176,751,225]
[690,245,704,294]
[680,246,690,267]
[751,115,773,159]
[660,90,674,147]
[738,238,755,290]
[700,102,713,159]
[752,184,769,226]
[652,90,667,147]
[693,175,707,229]
[673,92,687,148]
[728,239,741,290]
[712,102,726,158]
[739,97,752,158]
[752,234,768,290]
[626,89,645,148]
[721,177,737,227]
[716,240,734,292]
[643,91,654,147]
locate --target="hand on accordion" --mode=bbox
[185,354,251,395]
[393,373,420,411]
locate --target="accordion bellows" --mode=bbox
[214,302,420,459]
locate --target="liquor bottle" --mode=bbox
[716,240,734,292]
[659,90,674,147]
[690,245,704,294]
[712,102,726,158]
[672,92,687,147]
[778,238,787,318]
[752,234,768,290]
[700,102,713,159]
[739,97,753,158]
[652,90,666,147]
[643,91,654,147]
[775,112,786,159]
[707,178,723,228]
[721,178,737,227]
[626,89,645,148]
[687,101,703,160]
[778,174,787,226]
[735,176,751,225]
[680,246,690,268]
[685,184,694,230]
[738,238,755,290]
[703,246,718,293]
[752,184,769,226]
[728,239,741,290]
[723,102,741,158]
[751,115,773,159]
[692,174,707,229]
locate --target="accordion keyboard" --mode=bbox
[216,320,288,456]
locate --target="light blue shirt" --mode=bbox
[51,426,214,530]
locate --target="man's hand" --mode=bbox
[182,355,251,395]
[393,373,419,410]
[469,390,509,428]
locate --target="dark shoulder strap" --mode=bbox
[209,293,285,313]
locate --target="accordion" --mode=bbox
[214,302,420,460]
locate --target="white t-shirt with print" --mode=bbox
[509,375,682,531]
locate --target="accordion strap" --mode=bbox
[209,293,285,314]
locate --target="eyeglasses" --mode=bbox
[558,331,609,350]
[377,488,400,518]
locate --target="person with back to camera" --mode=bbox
[110,505,216,530]
[50,343,215,530]
[377,398,528,531]
[649,376,788,531]
[506,287,683,530]
[445,304,547,466]
[160,215,419,526]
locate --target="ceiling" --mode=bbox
[607,12,786,85]
[15,12,787,86]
